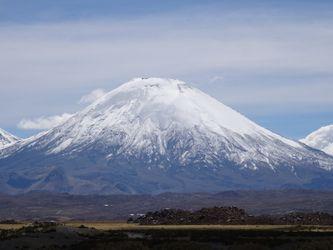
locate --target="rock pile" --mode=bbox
[130,207,333,225]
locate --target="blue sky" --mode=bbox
[1,0,333,139]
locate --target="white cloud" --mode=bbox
[79,88,107,104]
[18,113,73,130]
[1,9,333,92]
[16,88,107,131]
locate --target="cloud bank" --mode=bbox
[1,7,333,108]
[18,113,73,130]
[1,2,333,137]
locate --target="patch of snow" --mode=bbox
[301,125,333,156]
[48,139,73,154]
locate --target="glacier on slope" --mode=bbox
[0,78,333,194]
[301,125,333,156]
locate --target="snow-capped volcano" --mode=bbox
[1,78,333,194]
[301,125,333,156]
[0,128,20,149]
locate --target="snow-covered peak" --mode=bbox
[84,77,299,145]
[113,77,188,92]
[2,77,310,168]
[301,125,333,156]
[1,78,333,194]
[0,128,20,149]
[17,77,302,157]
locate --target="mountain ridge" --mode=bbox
[1,78,333,194]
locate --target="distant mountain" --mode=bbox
[301,125,333,156]
[0,128,20,149]
[1,78,333,194]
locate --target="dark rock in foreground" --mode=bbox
[132,207,333,225]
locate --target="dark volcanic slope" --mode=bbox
[0,190,332,221]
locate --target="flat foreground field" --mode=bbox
[66,222,333,231]
[1,222,333,249]
[2,222,333,232]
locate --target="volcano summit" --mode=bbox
[1,78,333,194]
